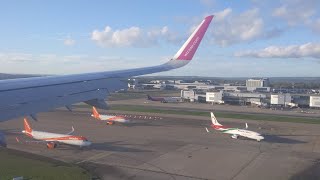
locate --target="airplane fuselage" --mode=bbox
[99,115,130,123]
[211,125,264,141]
[23,130,92,147]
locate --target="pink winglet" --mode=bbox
[176,15,214,60]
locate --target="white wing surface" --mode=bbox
[0,15,214,122]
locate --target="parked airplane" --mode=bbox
[91,106,130,125]
[147,95,181,103]
[285,102,298,108]
[17,118,92,149]
[251,101,268,108]
[0,15,213,122]
[206,112,264,142]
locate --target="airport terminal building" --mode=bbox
[130,78,319,108]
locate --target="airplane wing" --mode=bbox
[0,15,214,122]
[0,131,7,147]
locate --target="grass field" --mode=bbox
[0,148,91,180]
[109,105,320,124]
[108,90,180,101]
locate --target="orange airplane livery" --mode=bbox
[91,106,130,125]
[19,118,91,149]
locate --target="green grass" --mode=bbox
[108,90,180,101]
[0,148,91,180]
[110,105,320,124]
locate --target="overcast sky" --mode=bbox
[1,0,320,77]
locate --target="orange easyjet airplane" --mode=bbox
[18,118,91,149]
[91,106,130,125]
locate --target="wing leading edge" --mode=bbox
[0,15,214,122]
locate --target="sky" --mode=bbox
[0,0,320,77]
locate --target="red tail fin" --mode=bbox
[23,118,32,135]
[92,106,101,120]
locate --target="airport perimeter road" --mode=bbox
[1,109,320,180]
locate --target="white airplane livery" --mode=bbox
[91,106,130,125]
[0,15,213,122]
[19,118,92,149]
[207,112,264,142]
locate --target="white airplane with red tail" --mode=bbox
[91,106,130,125]
[206,112,264,142]
[18,118,92,149]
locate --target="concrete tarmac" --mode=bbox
[1,108,320,180]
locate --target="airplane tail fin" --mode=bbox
[92,106,101,120]
[23,118,32,136]
[210,112,222,126]
[67,126,75,135]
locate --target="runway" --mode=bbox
[1,108,320,180]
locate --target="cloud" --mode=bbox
[310,18,320,34]
[64,37,75,46]
[199,0,215,7]
[263,27,285,39]
[0,53,33,62]
[148,26,168,38]
[92,26,141,47]
[91,9,285,48]
[272,0,318,26]
[235,42,320,59]
[147,26,182,44]
[272,0,320,35]
[0,53,87,64]
[210,8,268,46]
[91,22,191,48]
[214,8,232,22]
[91,26,173,48]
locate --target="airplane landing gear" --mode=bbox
[231,134,238,139]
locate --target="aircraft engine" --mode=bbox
[46,142,57,149]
